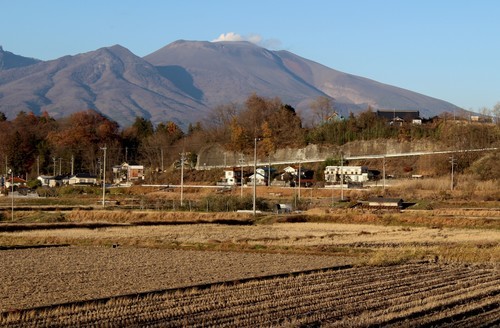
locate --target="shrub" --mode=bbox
[58,185,102,196]
[58,186,83,195]
[198,195,270,212]
[27,179,42,189]
[467,152,500,181]
[37,187,58,197]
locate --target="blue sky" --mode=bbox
[1,0,498,112]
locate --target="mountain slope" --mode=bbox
[0,45,206,127]
[275,50,459,118]
[144,40,329,109]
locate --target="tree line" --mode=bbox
[0,94,498,181]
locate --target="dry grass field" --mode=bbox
[0,179,499,327]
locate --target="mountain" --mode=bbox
[144,40,461,120]
[0,40,462,128]
[0,45,205,127]
[144,40,329,110]
[0,46,41,70]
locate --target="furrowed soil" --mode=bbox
[0,246,353,311]
[1,262,498,327]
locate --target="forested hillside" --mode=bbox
[0,94,498,184]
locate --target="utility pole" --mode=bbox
[101,146,107,207]
[450,155,456,191]
[71,155,74,176]
[253,138,259,215]
[298,160,301,200]
[180,152,185,207]
[268,155,271,187]
[52,157,56,176]
[382,156,386,195]
[239,155,245,198]
[9,168,13,221]
[58,157,62,175]
[330,158,335,207]
[340,152,344,201]
[161,148,164,172]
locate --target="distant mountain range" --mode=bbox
[0,41,462,129]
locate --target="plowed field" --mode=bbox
[0,246,353,311]
[1,262,498,327]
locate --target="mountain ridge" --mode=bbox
[0,40,462,128]
[0,46,41,70]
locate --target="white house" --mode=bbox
[37,175,54,187]
[219,168,239,186]
[37,175,70,187]
[68,173,98,185]
[324,166,370,184]
[248,168,267,186]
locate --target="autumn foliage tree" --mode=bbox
[47,110,121,175]
[0,111,57,175]
[210,94,305,154]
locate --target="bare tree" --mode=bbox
[205,103,238,142]
[310,96,335,125]
[493,102,500,124]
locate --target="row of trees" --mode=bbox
[0,94,499,181]
[208,94,499,151]
[0,110,190,177]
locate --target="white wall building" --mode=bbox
[219,169,240,186]
[324,166,370,184]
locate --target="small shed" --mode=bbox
[366,197,404,209]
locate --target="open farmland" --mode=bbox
[0,246,354,311]
[0,209,499,326]
[1,262,498,327]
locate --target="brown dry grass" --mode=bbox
[387,176,500,201]
[1,220,498,265]
[282,209,500,230]
[64,209,254,223]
